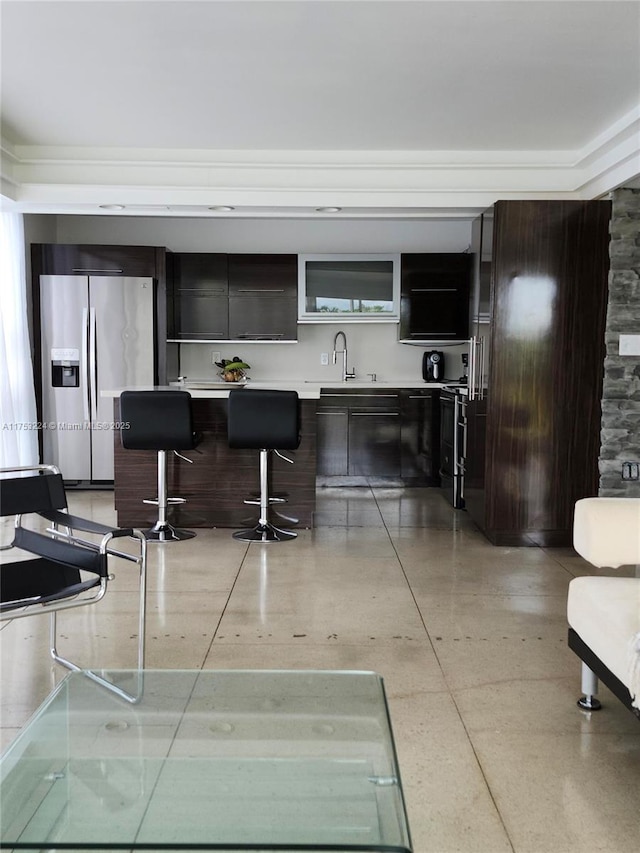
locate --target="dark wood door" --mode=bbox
[400,390,439,482]
[172,253,228,292]
[227,254,298,340]
[481,200,610,546]
[463,397,487,529]
[228,296,297,340]
[316,410,349,476]
[34,244,161,277]
[176,294,229,340]
[400,253,471,341]
[169,253,228,340]
[228,254,297,295]
[348,410,401,476]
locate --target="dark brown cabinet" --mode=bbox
[316,407,349,476]
[228,254,298,341]
[464,200,611,546]
[400,389,440,483]
[399,253,471,342]
[317,389,438,482]
[168,253,298,341]
[34,244,162,278]
[316,391,401,479]
[169,253,228,340]
[349,404,401,477]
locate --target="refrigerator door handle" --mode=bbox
[89,306,98,419]
[81,307,90,425]
[468,335,477,400]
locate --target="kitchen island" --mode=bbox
[107,383,320,530]
[106,380,454,529]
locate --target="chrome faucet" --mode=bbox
[332,330,356,381]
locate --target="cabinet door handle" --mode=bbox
[351,412,400,416]
[410,288,456,293]
[73,268,123,274]
[409,331,457,337]
[468,335,477,399]
[320,393,399,399]
[408,395,432,399]
[236,333,284,338]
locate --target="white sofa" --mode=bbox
[567,498,640,717]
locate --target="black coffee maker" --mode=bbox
[422,350,445,382]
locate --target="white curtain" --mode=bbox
[0,212,39,468]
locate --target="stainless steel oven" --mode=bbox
[439,387,466,508]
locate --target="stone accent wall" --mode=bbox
[599,187,640,495]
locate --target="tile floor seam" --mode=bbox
[371,490,519,853]
[201,539,251,667]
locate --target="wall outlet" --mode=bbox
[320,352,329,366]
[621,461,640,480]
[211,351,221,365]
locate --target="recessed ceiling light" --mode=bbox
[208,205,235,212]
[99,204,125,210]
[316,206,342,213]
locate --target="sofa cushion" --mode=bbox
[574,498,640,568]
[568,576,640,707]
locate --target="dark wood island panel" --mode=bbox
[113,398,317,529]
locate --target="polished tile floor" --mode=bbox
[1,487,639,852]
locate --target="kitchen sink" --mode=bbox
[303,380,393,385]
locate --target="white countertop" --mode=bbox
[103,380,466,400]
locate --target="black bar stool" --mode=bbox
[227,389,301,542]
[120,390,200,542]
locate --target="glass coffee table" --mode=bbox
[0,670,412,851]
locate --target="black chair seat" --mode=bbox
[0,559,102,613]
[228,389,301,450]
[120,390,199,451]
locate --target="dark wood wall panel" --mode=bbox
[480,200,610,546]
[113,398,317,529]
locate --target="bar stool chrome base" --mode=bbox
[143,449,197,544]
[233,449,298,543]
[233,522,297,543]
[145,521,196,543]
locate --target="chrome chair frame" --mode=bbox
[0,464,147,703]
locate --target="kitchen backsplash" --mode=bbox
[176,323,468,384]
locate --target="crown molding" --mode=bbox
[2,107,638,215]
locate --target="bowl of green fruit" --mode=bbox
[215,356,251,383]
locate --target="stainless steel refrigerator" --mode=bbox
[39,275,154,482]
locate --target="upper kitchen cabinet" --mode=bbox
[228,254,298,341]
[399,253,471,343]
[464,200,611,547]
[298,254,400,323]
[168,253,229,341]
[34,244,163,278]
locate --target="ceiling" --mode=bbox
[1,0,639,219]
